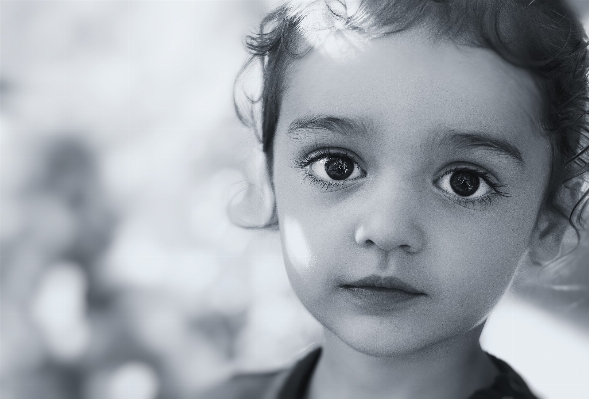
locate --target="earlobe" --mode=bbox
[228,149,278,229]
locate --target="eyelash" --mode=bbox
[294,149,510,207]
[294,148,365,191]
[435,166,510,208]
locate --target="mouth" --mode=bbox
[339,275,425,310]
[341,275,424,293]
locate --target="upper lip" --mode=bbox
[342,275,424,295]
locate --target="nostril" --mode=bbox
[355,226,380,248]
[400,244,416,253]
[354,225,369,245]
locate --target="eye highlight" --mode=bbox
[435,167,509,207]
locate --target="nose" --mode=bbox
[354,180,426,254]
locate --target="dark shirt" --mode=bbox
[201,348,539,399]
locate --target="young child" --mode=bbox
[207,0,589,398]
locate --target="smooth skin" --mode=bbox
[271,29,557,399]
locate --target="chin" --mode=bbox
[325,317,438,358]
[325,313,486,359]
[342,334,429,358]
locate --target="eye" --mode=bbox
[436,169,493,199]
[309,154,363,182]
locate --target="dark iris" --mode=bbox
[450,171,480,197]
[324,156,354,180]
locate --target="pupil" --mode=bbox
[450,171,480,197]
[325,156,353,180]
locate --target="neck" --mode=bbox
[307,325,497,399]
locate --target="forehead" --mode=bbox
[277,29,542,148]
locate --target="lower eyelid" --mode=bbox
[303,172,361,192]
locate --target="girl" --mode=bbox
[208,0,589,398]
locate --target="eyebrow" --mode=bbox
[439,131,525,167]
[287,115,367,138]
[287,117,525,166]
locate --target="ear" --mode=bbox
[526,207,576,267]
[228,148,278,229]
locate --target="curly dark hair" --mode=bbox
[235,0,589,231]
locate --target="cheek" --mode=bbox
[430,208,536,305]
[278,212,336,308]
[275,181,356,305]
[282,215,314,272]
[274,155,346,273]
[279,209,352,277]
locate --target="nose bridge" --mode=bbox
[355,174,426,253]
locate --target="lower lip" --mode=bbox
[340,286,424,311]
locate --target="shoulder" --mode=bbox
[199,369,290,399]
[199,347,322,399]
[470,354,539,399]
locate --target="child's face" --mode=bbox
[271,30,553,356]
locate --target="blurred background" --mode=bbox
[1,1,588,399]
